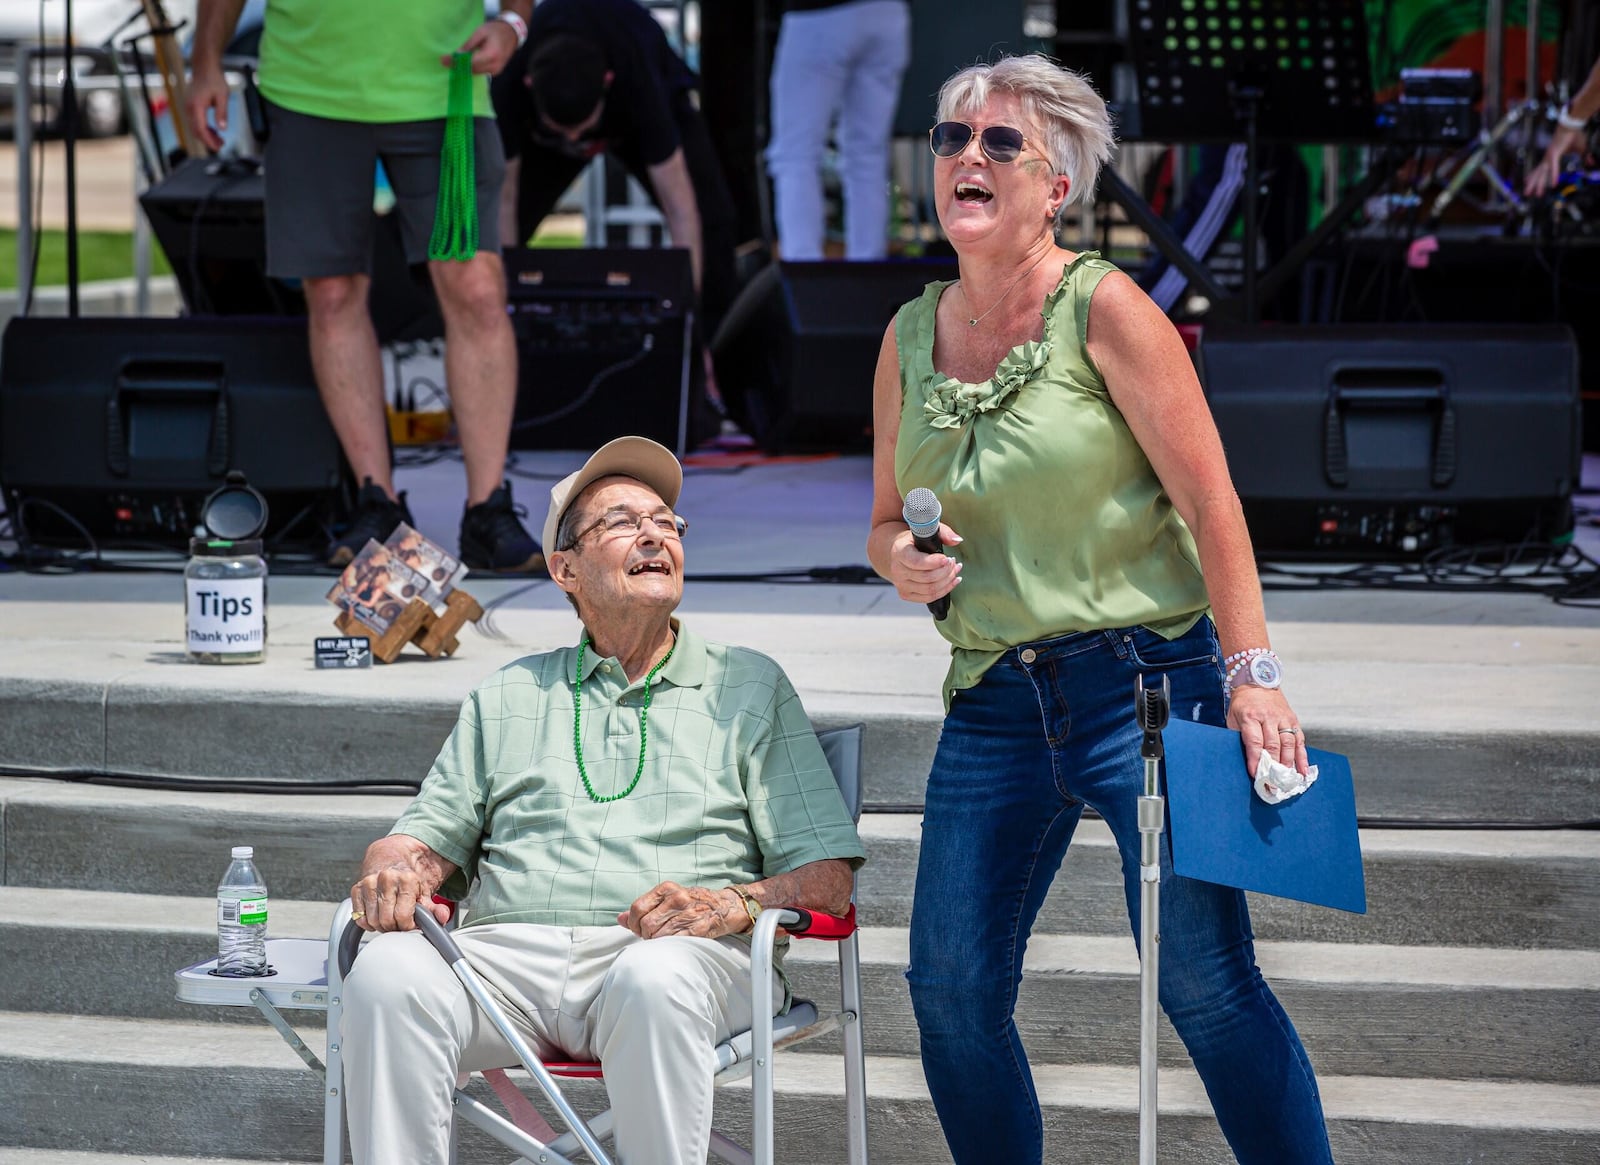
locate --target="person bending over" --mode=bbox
[491,0,738,344]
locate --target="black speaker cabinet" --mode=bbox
[140,157,305,317]
[140,156,445,343]
[1198,324,1581,558]
[505,247,694,453]
[712,258,957,451]
[0,316,349,550]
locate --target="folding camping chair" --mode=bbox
[176,724,870,1165]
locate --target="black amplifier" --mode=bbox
[504,247,694,453]
[1198,324,1580,559]
[1378,68,1482,145]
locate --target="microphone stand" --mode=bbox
[1135,672,1170,1165]
[63,0,80,318]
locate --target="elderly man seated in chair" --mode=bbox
[341,436,866,1165]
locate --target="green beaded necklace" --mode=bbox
[573,636,676,803]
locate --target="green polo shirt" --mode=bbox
[257,0,493,123]
[393,624,866,929]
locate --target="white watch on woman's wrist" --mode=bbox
[1226,651,1283,691]
[1557,104,1589,131]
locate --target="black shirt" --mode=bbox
[493,0,698,170]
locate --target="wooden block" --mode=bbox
[336,598,433,664]
[413,588,484,659]
[334,591,481,663]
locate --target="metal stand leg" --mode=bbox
[1425,102,1533,227]
[1136,674,1171,1165]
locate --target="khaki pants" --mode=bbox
[342,923,779,1165]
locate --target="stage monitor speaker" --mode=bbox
[0,316,349,551]
[140,157,445,343]
[712,258,957,452]
[504,246,694,453]
[140,157,305,317]
[1198,324,1581,558]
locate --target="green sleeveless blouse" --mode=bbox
[893,251,1209,708]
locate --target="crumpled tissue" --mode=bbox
[1254,751,1319,805]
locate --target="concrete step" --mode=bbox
[0,1154,270,1165]
[5,779,1596,949]
[2,1012,1596,1165]
[2,597,1598,825]
[785,929,1599,1086]
[3,887,1593,1085]
[856,815,1600,950]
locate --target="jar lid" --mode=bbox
[190,537,264,557]
[201,471,269,541]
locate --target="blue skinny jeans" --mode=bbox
[907,619,1333,1164]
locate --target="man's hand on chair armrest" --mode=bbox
[740,858,854,919]
[350,834,458,932]
[618,859,855,941]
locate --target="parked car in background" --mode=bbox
[0,0,197,137]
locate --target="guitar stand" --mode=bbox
[1423,100,1535,229]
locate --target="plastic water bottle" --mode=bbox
[217,845,268,976]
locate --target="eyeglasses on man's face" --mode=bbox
[568,507,688,548]
[929,121,1030,165]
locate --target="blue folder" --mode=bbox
[1164,718,1367,914]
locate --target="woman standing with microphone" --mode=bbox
[865,55,1333,1164]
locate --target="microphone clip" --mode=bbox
[1136,673,1170,761]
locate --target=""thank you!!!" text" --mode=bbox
[186,579,266,652]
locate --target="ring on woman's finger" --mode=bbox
[1277,728,1301,736]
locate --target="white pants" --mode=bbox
[342,923,779,1165]
[766,0,911,260]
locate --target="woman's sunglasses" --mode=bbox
[929,121,1029,165]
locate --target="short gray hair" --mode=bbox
[936,54,1114,208]
[552,496,591,616]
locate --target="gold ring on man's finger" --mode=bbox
[350,910,366,920]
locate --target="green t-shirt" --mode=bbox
[392,624,866,930]
[893,251,1210,709]
[258,0,492,123]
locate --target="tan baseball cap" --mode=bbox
[542,436,684,553]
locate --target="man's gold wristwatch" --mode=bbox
[728,885,763,931]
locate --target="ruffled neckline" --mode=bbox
[921,251,1100,430]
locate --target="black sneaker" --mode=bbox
[327,478,413,567]
[459,481,545,574]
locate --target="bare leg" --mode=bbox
[304,273,393,497]
[428,251,516,507]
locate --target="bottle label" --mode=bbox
[220,896,268,927]
[187,578,265,653]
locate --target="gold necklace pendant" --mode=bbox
[961,248,1051,329]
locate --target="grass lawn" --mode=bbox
[0,227,584,290]
[0,228,171,289]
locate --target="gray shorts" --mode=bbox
[262,99,504,279]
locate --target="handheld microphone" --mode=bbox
[902,487,951,622]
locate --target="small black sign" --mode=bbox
[314,637,373,669]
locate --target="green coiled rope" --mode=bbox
[428,52,478,262]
